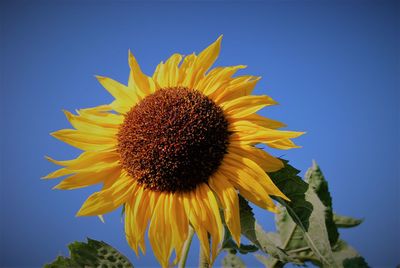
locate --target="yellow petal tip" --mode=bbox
[269,205,279,213]
[62,109,73,120]
[270,99,279,105]
[95,75,105,81]
[53,182,67,190]
[232,235,241,247]
[128,50,136,63]
[76,210,84,217]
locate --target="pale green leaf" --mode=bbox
[254,253,284,268]
[222,252,246,268]
[269,160,337,267]
[333,240,369,268]
[305,160,339,245]
[44,238,133,268]
[333,214,363,228]
[269,160,369,268]
[238,195,301,264]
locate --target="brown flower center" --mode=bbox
[117,87,230,193]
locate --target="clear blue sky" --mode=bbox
[1,1,399,267]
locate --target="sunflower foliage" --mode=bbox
[45,160,367,268]
[222,160,368,268]
[45,238,133,268]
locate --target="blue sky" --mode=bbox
[1,1,399,267]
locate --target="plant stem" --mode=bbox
[178,226,195,268]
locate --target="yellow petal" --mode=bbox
[96,75,137,113]
[44,150,119,180]
[182,191,210,262]
[229,143,284,172]
[46,150,119,170]
[268,138,302,150]
[77,105,113,115]
[211,76,260,104]
[181,36,222,88]
[181,184,223,264]
[128,51,157,96]
[138,189,159,253]
[76,174,134,216]
[54,166,121,190]
[43,166,73,179]
[222,95,277,118]
[63,110,120,135]
[229,122,305,145]
[125,186,157,255]
[76,107,124,125]
[153,53,183,88]
[195,35,222,74]
[229,117,285,134]
[169,194,188,262]
[209,175,241,245]
[51,129,116,151]
[232,113,286,129]
[126,187,160,255]
[102,175,119,189]
[195,65,246,96]
[125,203,136,253]
[217,163,277,212]
[200,184,224,263]
[148,193,173,268]
[178,53,196,86]
[224,153,288,200]
[229,119,263,135]
[125,186,141,255]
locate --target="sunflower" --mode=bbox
[45,36,303,267]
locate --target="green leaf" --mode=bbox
[268,161,312,230]
[45,238,133,268]
[254,253,284,268]
[269,160,337,267]
[222,252,246,268]
[333,214,363,228]
[222,226,258,255]
[222,238,258,255]
[333,240,370,268]
[221,210,258,255]
[45,256,77,267]
[268,160,369,268]
[238,195,302,264]
[305,160,339,245]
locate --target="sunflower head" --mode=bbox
[117,87,230,193]
[45,36,304,267]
